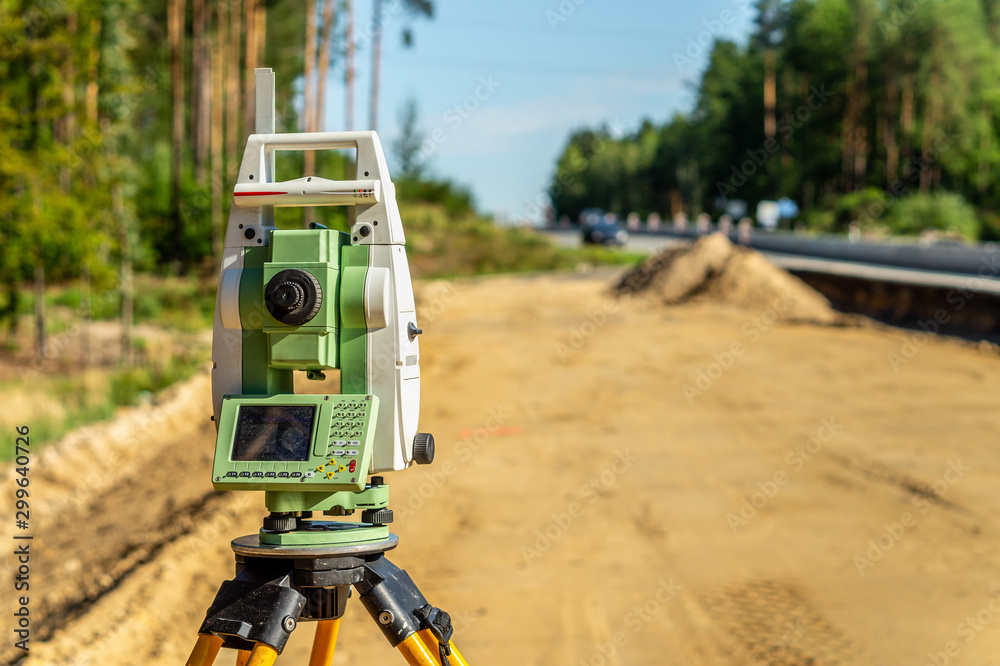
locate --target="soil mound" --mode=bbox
[615,233,841,324]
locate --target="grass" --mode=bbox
[0,350,206,461]
[401,202,643,277]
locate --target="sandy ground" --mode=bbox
[4,268,1000,665]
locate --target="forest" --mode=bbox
[0,0,448,349]
[549,0,1000,241]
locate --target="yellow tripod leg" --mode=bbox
[398,633,439,666]
[185,634,224,666]
[235,651,250,666]
[417,630,470,666]
[398,630,471,666]
[308,619,342,666]
[244,643,279,666]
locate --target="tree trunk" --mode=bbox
[212,0,225,268]
[900,40,915,179]
[317,0,336,130]
[5,285,18,346]
[226,0,242,183]
[920,71,941,193]
[169,0,186,260]
[255,3,266,70]
[980,104,990,195]
[303,0,318,224]
[59,11,77,193]
[113,181,133,367]
[80,265,91,368]
[33,265,45,360]
[243,0,259,135]
[884,72,898,187]
[763,48,776,140]
[345,0,355,130]
[304,0,317,136]
[193,0,209,183]
[841,74,855,190]
[370,0,383,132]
[853,62,868,189]
[86,17,100,127]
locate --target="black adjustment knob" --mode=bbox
[265,269,323,325]
[362,508,394,525]
[412,433,435,465]
[262,513,297,532]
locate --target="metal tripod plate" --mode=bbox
[232,532,398,558]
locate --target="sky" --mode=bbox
[317,0,756,223]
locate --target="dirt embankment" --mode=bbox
[5,268,1000,665]
[615,232,841,325]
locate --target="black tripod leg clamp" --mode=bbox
[415,603,454,666]
[197,575,306,653]
[357,556,455,663]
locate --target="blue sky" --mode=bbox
[317,0,755,222]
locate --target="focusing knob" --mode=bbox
[412,433,435,465]
[262,513,297,532]
[362,508,394,525]
[265,269,323,325]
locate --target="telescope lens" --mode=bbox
[265,269,323,325]
[273,283,305,310]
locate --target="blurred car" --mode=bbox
[581,218,629,246]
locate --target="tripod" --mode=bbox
[184,533,469,666]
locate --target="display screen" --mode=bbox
[231,405,316,462]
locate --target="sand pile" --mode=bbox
[615,233,841,324]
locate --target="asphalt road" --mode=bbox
[546,228,685,255]
[544,228,1000,295]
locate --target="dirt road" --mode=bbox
[4,268,1000,665]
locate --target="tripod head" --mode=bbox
[209,69,434,546]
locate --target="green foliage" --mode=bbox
[885,192,979,240]
[549,0,1000,241]
[396,177,476,218]
[833,188,892,230]
[109,354,202,406]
